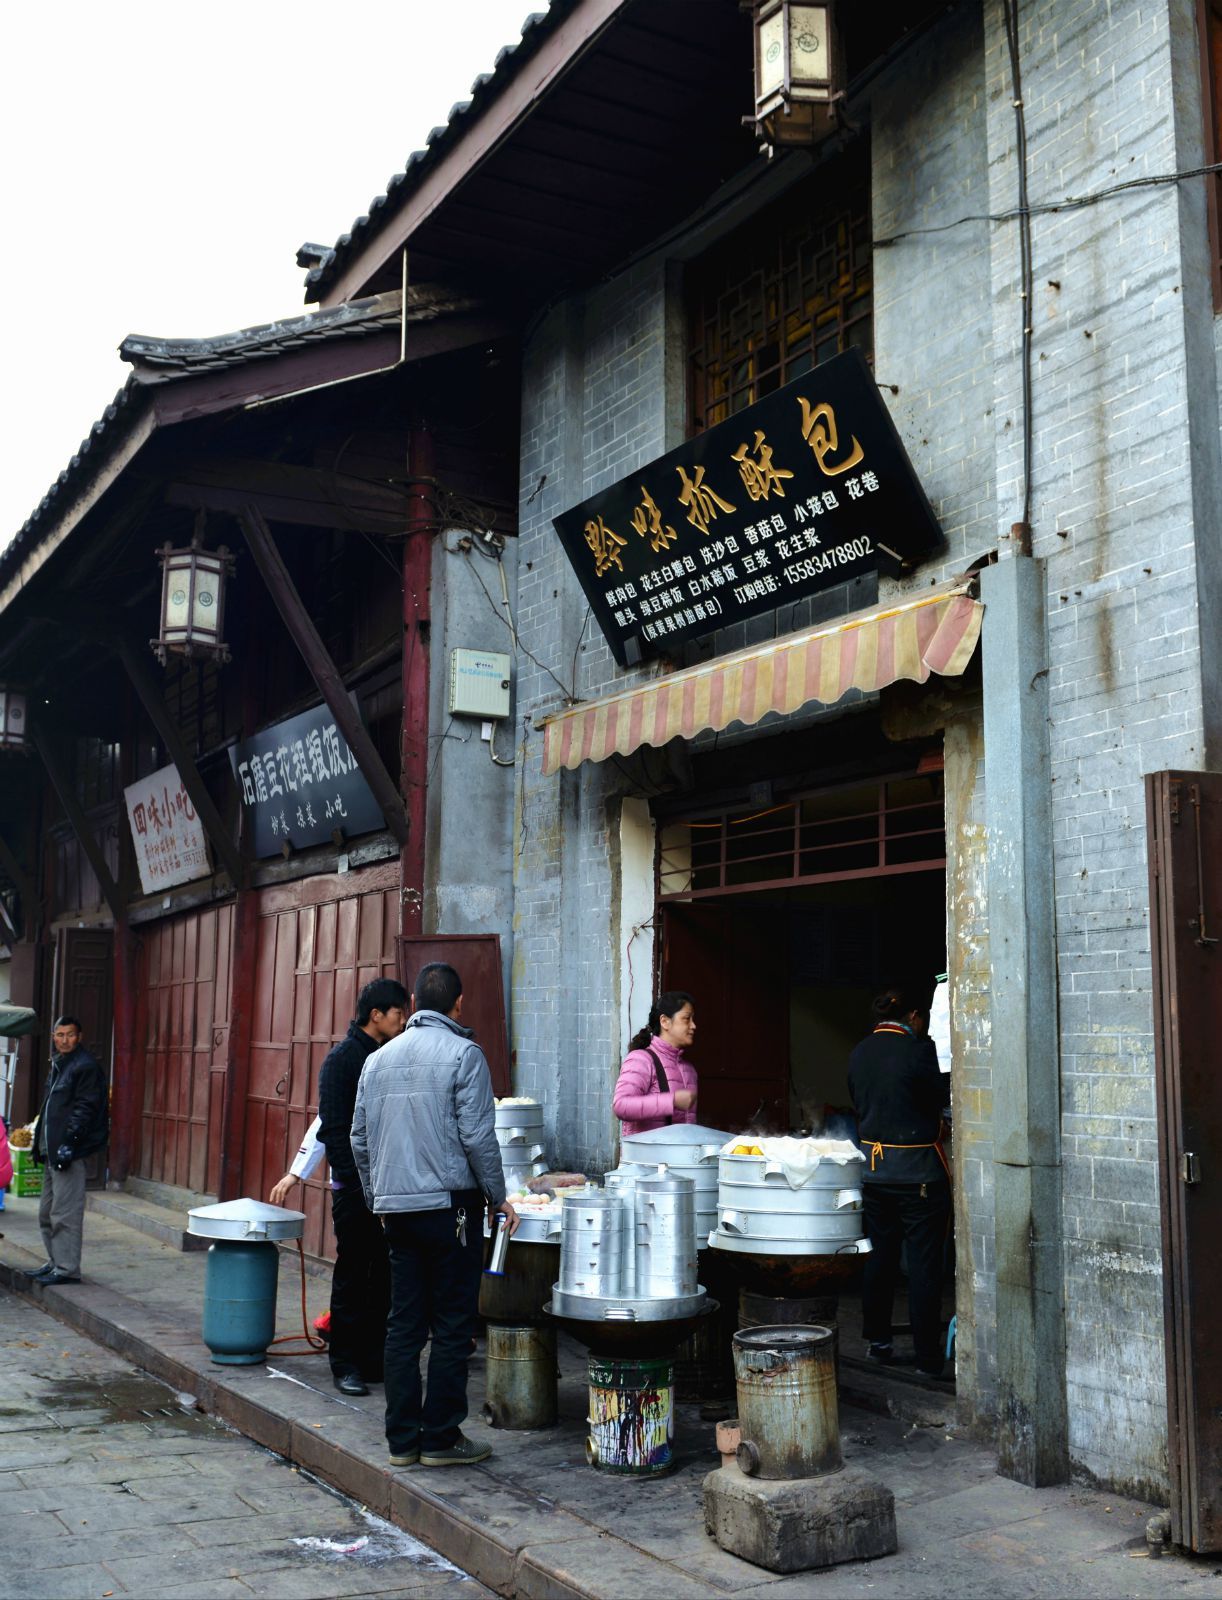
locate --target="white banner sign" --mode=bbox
[123,762,211,895]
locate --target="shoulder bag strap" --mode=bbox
[646,1047,670,1094]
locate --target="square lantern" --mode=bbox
[0,687,28,753]
[151,539,235,665]
[749,1,840,148]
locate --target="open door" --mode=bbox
[659,902,789,1132]
[1148,771,1222,1551]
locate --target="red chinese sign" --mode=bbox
[123,763,211,894]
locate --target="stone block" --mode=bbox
[703,1462,896,1574]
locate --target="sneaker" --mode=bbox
[388,1449,420,1467]
[867,1341,894,1365]
[41,1269,82,1286]
[419,1433,491,1467]
[30,1262,57,1281]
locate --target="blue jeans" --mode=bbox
[382,1189,483,1454]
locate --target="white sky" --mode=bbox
[0,0,534,546]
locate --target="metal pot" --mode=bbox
[494,1100,545,1144]
[634,1173,698,1299]
[621,1123,728,1169]
[558,1191,628,1299]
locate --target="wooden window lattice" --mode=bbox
[687,153,873,436]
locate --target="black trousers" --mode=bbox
[382,1189,483,1454]
[861,1180,950,1372]
[328,1185,392,1382]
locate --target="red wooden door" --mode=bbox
[397,934,511,1096]
[244,861,400,1258]
[659,902,790,1132]
[136,906,233,1195]
[54,927,114,1186]
[1148,770,1222,1551]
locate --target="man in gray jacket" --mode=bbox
[351,961,518,1467]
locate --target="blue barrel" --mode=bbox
[201,1239,280,1365]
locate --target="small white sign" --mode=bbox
[124,762,211,895]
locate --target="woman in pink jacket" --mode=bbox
[613,991,699,1136]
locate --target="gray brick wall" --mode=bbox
[505,0,1218,1496]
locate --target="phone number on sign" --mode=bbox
[781,535,874,584]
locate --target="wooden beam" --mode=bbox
[115,636,246,890]
[31,727,123,922]
[148,312,512,428]
[238,505,409,846]
[163,455,409,533]
[317,0,627,307]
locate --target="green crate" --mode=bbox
[10,1147,41,1198]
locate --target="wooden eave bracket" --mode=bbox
[238,504,410,847]
[30,726,123,923]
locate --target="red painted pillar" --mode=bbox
[109,919,139,1183]
[109,683,140,1183]
[400,425,435,938]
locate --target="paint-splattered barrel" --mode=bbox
[585,1355,674,1474]
[733,1324,841,1479]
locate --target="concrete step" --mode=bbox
[87,1188,210,1252]
[123,1174,215,1213]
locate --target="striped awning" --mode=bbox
[540,580,982,776]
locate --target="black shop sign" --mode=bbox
[554,349,943,667]
[230,701,385,858]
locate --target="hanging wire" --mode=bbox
[1002,0,1035,534]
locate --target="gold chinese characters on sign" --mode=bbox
[579,397,866,584]
[676,464,736,536]
[732,429,795,501]
[630,487,677,553]
[584,514,627,576]
[797,397,864,476]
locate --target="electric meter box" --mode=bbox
[448,649,512,719]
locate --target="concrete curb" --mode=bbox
[0,1244,703,1600]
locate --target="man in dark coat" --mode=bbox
[32,1016,109,1285]
[316,977,407,1396]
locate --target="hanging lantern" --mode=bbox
[747,1,842,150]
[0,687,28,753]
[151,536,235,665]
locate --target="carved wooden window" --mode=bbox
[687,148,872,435]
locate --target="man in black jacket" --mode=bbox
[32,1016,109,1286]
[317,977,407,1396]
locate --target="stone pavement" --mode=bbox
[0,1286,491,1599]
[3,1191,1222,1599]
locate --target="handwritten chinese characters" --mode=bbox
[229,702,386,859]
[551,350,943,666]
[123,762,211,895]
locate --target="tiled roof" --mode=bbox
[120,287,473,379]
[1,288,464,595]
[302,4,571,304]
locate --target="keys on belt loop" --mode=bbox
[455,1206,468,1247]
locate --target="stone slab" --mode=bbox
[704,1462,897,1574]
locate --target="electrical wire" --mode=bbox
[487,721,515,766]
[1003,0,1034,533]
[874,161,1222,251]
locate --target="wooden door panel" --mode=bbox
[660,903,790,1134]
[1148,771,1222,1551]
[397,935,511,1096]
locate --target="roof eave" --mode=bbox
[307,0,630,307]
